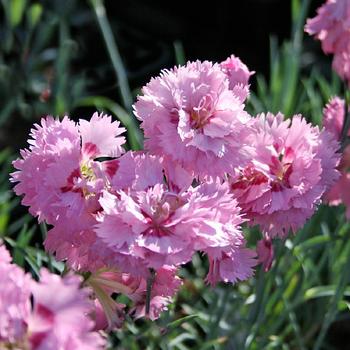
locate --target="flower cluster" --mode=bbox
[305,0,350,85]
[0,242,105,350]
[11,54,340,332]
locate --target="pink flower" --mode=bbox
[11,116,80,223]
[87,270,130,330]
[0,243,31,344]
[256,235,274,272]
[305,0,350,84]
[134,59,252,178]
[0,242,11,263]
[229,113,340,237]
[97,184,193,270]
[44,216,106,272]
[86,267,181,322]
[305,0,350,53]
[205,247,256,286]
[130,266,182,321]
[325,172,350,218]
[0,244,105,350]
[220,54,254,103]
[323,96,346,140]
[12,113,125,224]
[97,156,253,274]
[12,113,126,271]
[333,49,350,84]
[28,269,105,350]
[322,97,350,217]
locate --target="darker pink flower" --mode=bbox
[0,243,31,344]
[130,266,182,321]
[323,97,350,218]
[325,172,350,218]
[230,113,340,237]
[28,269,105,350]
[86,267,181,322]
[256,236,274,272]
[305,0,350,84]
[323,96,346,140]
[0,244,105,350]
[134,59,253,178]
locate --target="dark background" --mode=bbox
[78,0,325,94]
[106,0,324,85]
[0,0,326,151]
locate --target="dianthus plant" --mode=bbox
[9,52,341,340]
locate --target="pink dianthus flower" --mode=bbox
[0,244,105,350]
[230,113,340,237]
[322,97,350,218]
[220,54,254,103]
[12,113,126,271]
[95,153,255,282]
[0,243,31,344]
[130,266,182,321]
[323,96,346,139]
[87,266,181,322]
[305,0,350,85]
[256,235,274,272]
[28,269,105,350]
[134,59,253,178]
[12,113,125,224]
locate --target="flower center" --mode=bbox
[231,165,269,191]
[190,110,211,129]
[189,94,214,129]
[80,162,96,182]
[141,192,185,237]
[269,153,293,192]
[61,161,97,198]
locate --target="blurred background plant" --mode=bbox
[1,0,350,349]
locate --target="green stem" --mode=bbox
[275,275,307,350]
[90,0,133,112]
[89,0,143,149]
[146,269,156,316]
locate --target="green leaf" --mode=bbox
[294,235,330,253]
[174,40,186,65]
[305,286,350,300]
[13,224,35,266]
[9,0,27,27]
[337,300,350,312]
[27,3,43,29]
[90,0,133,112]
[166,314,199,331]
